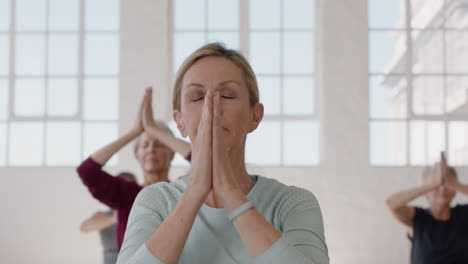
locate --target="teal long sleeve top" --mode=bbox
[117,176,329,264]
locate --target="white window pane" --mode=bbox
[249,0,280,30]
[0,123,6,166]
[283,77,314,115]
[284,0,314,29]
[84,78,118,120]
[0,34,9,75]
[174,0,205,30]
[16,0,46,31]
[246,121,280,165]
[257,77,280,115]
[369,31,406,74]
[369,75,407,119]
[445,31,468,73]
[15,79,45,116]
[0,0,10,31]
[412,76,444,115]
[46,122,81,166]
[9,122,44,166]
[284,121,319,166]
[410,121,445,166]
[83,122,118,165]
[448,122,468,166]
[168,121,190,167]
[48,78,78,116]
[173,32,205,72]
[283,32,314,74]
[411,0,444,29]
[85,34,119,75]
[48,34,78,75]
[0,79,7,120]
[85,0,120,31]
[208,0,239,30]
[16,35,45,76]
[370,121,407,166]
[446,76,468,114]
[411,31,444,73]
[249,32,280,74]
[207,32,239,50]
[368,0,405,29]
[49,0,79,31]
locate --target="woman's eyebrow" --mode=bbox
[219,80,241,86]
[185,83,204,89]
[185,80,241,90]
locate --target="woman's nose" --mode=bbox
[147,143,156,152]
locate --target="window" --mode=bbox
[0,0,120,167]
[172,0,318,167]
[369,0,468,166]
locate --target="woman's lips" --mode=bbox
[145,156,159,162]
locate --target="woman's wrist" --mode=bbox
[128,127,142,138]
[223,190,249,212]
[448,181,462,191]
[183,185,207,208]
[145,122,161,136]
[423,182,440,193]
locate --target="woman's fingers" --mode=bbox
[440,152,447,170]
[213,93,222,156]
[131,87,149,133]
[139,87,149,113]
[188,90,213,197]
[197,90,213,146]
[440,152,449,182]
[142,87,153,128]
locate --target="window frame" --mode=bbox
[368,0,468,167]
[0,0,121,167]
[169,0,320,167]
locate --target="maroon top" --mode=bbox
[77,154,191,251]
[77,157,142,251]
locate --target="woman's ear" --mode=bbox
[248,103,264,133]
[173,110,187,138]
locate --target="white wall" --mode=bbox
[1,0,468,263]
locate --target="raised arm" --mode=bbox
[80,211,116,233]
[142,87,191,158]
[117,90,214,264]
[90,129,141,165]
[211,94,327,264]
[446,181,468,195]
[386,163,442,236]
[76,92,144,208]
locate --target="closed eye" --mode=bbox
[191,96,204,102]
[222,95,235,99]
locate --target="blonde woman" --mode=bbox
[117,43,328,264]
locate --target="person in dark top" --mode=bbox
[77,88,191,250]
[80,172,137,264]
[386,152,468,264]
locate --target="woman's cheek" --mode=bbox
[186,115,202,142]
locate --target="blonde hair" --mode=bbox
[172,43,259,111]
